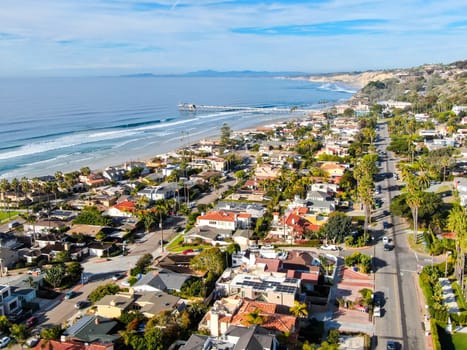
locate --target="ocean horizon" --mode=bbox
[0,76,355,180]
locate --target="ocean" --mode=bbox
[0,76,355,179]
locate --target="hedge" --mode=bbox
[431,319,442,350]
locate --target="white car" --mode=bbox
[0,336,10,348]
[383,236,389,244]
[320,244,338,251]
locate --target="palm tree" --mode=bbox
[0,179,9,209]
[448,206,467,297]
[243,308,264,326]
[289,301,308,318]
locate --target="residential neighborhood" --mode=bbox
[0,61,467,350]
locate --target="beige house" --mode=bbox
[135,292,182,318]
[95,292,134,318]
[320,162,346,177]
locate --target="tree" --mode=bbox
[448,206,467,297]
[10,323,28,344]
[66,262,84,281]
[289,301,308,318]
[44,264,65,289]
[88,283,120,302]
[80,166,91,176]
[220,123,232,148]
[73,206,112,226]
[0,316,10,334]
[323,212,352,243]
[190,248,225,275]
[139,211,156,233]
[54,251,71,263]
[243,307,264,326]
[41,325,62,342]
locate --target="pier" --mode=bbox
[178,103,313,114]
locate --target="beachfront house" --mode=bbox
[138,183,179,201]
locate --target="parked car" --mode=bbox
[112,273,122,281]
[182,249,194,255]
[383,221,390,229]
[386,340,397,350]
[8,221,20,229]
[25,336,40,348]
[0,336,10,348]
[373,306,382,317]
[64,291,76,300]
[384,244,392,251]
[320,244,338,251]
[382,236,389,244]
[26,316,38,328]
[74,301,89,309]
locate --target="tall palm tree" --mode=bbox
[448,206,467,297]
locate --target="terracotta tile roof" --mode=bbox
[255,257,282,272]
[231,300,296,334]
[197,211,236,222]
[34,340,112,350]
[113,200,135,212]
[238,213,252,219]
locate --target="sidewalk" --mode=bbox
[413,272,434,350]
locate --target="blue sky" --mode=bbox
[0,0,466,76]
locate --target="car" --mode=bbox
[112,273,122,281]
[386,340,397,350]
[74,301,89,309]
[382,236,389,244]
[373,306,382,317]
[64,291,76,300]
[8,221,20,229]
[384,244,392,251]
[383,221,389,229]
[25,336,40,348]
[26,316,38,328]
[182,249,194,255]
[28,268,41,275]
[0,336,10,348]
[320,244,338,251]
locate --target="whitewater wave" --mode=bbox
[318,82,357,94]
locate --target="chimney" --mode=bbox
[95,317,100,325]
[110,300,116,307]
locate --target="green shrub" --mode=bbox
[88,283,120,302]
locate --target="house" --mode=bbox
[123,161,150,175]
[196,211,238,231]
[305,190,336,214]
[254,165,281,180]
[200,297,297,338]
[104,200,136,218]
[0,285,21,317]
[184,226,232,246]
[67,224,106,238]
[131,269,190,293]
[157,254,199,275]
[215,201,266,219]
[79,173,107,187]
[216,273,299,307]
[88,242,113,258]
[138,183,179,201]
[63,315,119,343]
[454,177,467,207]
[95,292,134,318]
[34,339,114,350]
[135,291,183,318]
[191,156,227,171]
[181,325,278,350]
[103,167,126,182]
[320,162,346,178]
[26,219,68,234]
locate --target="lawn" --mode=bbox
[0,211,19,222]
[165,234,212,253]
[452,332,467,350]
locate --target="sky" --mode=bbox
[0,0,466,76]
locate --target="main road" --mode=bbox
[374,121,427,350]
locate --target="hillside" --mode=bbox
[304,60,467,106]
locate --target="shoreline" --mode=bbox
[4,111,315,180]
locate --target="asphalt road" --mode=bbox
[374,122,427,350]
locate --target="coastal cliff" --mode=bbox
[306,71,396,89]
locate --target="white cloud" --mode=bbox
[0,0,466,75]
